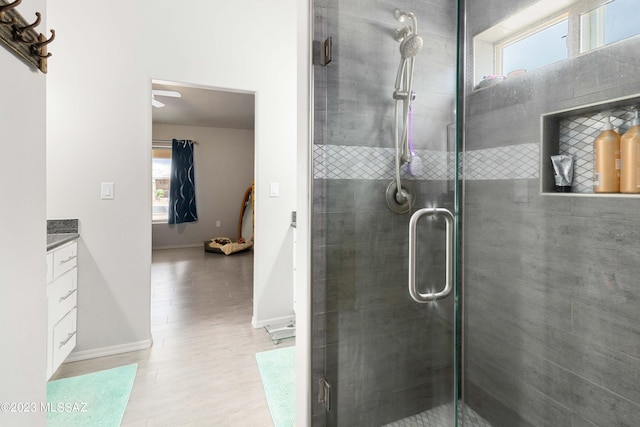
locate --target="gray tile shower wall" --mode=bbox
[464,181,640,427]
[319,0,457,153]
[464,1,640,426]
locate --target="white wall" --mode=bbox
[0,0,47,424]
[46,0,296,354]
[152,123,254,249]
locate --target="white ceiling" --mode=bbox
[152,82,255,130]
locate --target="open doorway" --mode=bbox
[150,80,255,249]
[149,79,257,329]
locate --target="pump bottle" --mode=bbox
[620,109,640,194]
[594,114,620,193]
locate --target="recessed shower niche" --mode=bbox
[541,93,640,196]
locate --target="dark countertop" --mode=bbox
[47,233,80,251]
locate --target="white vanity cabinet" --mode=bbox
[46,240,78,379]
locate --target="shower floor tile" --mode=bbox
[384,402,493,427]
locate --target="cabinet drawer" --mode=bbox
[53,308,77,370]
[48,268,77,324]
[52,242,77,279]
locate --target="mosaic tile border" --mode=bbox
[313,108,636,184]
[464,143,538,180]
[313,143,539,181]
[313,145,452,181]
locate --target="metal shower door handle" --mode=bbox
[408,207,454,303]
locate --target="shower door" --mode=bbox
[311,0,461,425]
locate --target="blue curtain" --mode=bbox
[168,139,198,224]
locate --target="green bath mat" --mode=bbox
[256,346,295,427]
[47,363,137,427]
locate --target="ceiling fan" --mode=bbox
[151,89,182,108]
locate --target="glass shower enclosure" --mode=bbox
[311,0,640,426]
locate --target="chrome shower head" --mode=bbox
[400,33,423,59]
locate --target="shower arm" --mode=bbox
[394,9,418,34]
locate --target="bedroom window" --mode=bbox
[152,145,171,223]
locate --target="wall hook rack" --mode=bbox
[0,0,54,73]
[0,0,19,24]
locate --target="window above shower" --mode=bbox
[473,0,640,89]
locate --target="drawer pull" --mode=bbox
[59,255,76,265]
[59,289,77,302]
[59,331,76,348]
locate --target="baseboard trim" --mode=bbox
[65,338,153,362]
[152,243,203,250]
[252,314,295,329]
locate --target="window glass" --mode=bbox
[477,0,640,88]
[152,148,171,222]
[581,0,640,52]
[501,19,569,76]
[604,0,639,44]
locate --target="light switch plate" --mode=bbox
[101,182,114,200]
[270,182,279,197]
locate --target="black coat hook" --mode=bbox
[30,29,54,58]
[13,11,40,43]
[0,0,21,24]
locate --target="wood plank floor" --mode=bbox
[51,247,293,426]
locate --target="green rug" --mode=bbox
[256,346,295,427]
[47,363,137,427]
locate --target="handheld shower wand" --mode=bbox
[387,9,423,214]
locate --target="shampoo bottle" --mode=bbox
[620,109,640,194]
[594,114,620,193]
